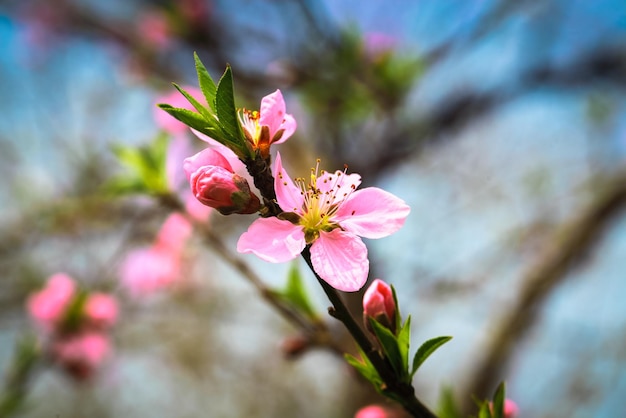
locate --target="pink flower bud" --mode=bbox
[52,332,111,380]
[84,293,118,329]
[504,399,519,418]
[27,273,76,332]
[354,405,390,418]
[363,279,396,333]
[185,149,260,215]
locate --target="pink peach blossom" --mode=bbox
[84,293,118,329]
[119,245,182,298]
[190,89,296,158]
[27,273,76,331]
[363,279,396,332]
[504,399,519,418]
[237,153,410,291]
[184,148,260,215]
[137,10,172,50]
[52,332,111,379]
[155,212,193,253]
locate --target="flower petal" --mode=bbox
[259,89,287,137]
[310,229,369,292]
[271,113,297,145]
[317,170,362,204]
[183,148,233,181]
[334,187,410,239]
[273,152,304,213]
[237,217,305,263]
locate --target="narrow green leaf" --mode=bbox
[411,336,453,378]
[396,315,411,381]
[157,105,212,133]
[194,52,217,112]
[477,402,492,418]
[283,262,318,320]
[491,382,506,418]
[391,285,402,332]
[369,318,405,379]
[437,387,462,418]
[215,66,246,148]
[345,349,385,394]
[173,83,213,121]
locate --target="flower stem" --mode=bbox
[0,336,41,418]
[300,247,437,418]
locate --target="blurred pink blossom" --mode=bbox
[363,32,397,60]
[84,293,119,329]
[27,273,76,332]
[504,399,520,418]
[52,332,111,380]
[354,405,389,418]
[120,213,192,298]
[137,9,173,50]
[166,135,212,222]
[490,398,519,418]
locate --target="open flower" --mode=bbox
[237,153,410,291]
[238,89,296,157]
[184,148,260,215]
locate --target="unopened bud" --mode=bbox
[362,279,396,334]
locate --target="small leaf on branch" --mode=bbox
[173,83,212,121]
[215,66,246,150]
[345,351,383,391]
[194,52,217,112]
[491,382,506,418]
[280,262,319,320]
[396,316,411,382]
[411,335,452,378]
[369,317,405,380]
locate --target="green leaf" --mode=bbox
[215,66,246,149]
[369,317,405,379]
[437,387,462,418]
[345,351,383,392]
[281,262,319,320]
[491,382,506,418]
[477,401,492,418]
[397,315,411,382]
[173,83,213,121]
[194,52,217,112]
[411,336,453,378]
[157,104,213,133]
[391,285,402,332]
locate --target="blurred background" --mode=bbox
[1,0,626,417]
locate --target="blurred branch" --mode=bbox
[460,169,626,414]
[0,336,41,418]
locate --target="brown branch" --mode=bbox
[460,170,626,413]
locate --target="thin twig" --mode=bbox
[461,170,626,413]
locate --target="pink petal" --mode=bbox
[273,152,304,213]
[271,113,297,145]
[259,89,287,137]
[84,293,118,328]
[155,213,192,253]
[237,217,305,263]
[191,129,246,173]
[334,187,410,239]
[183,148,233,181]
[166,135,194,190]
[317,170,362,204]
[310,229,369,292]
